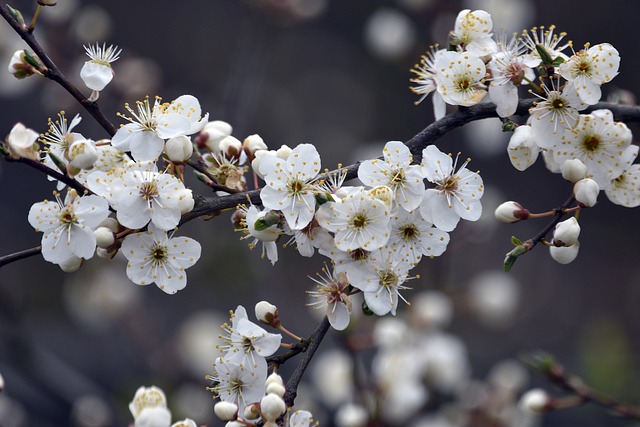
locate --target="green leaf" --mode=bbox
[535,44,554,66]
[6,5,25,27]
[511,236,523,246]
[48,151,67,175]
[503,244,527,272]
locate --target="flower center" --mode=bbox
[551,97,565,110]
[242,337,255,353]
[287,179,306,196]
[140,182,159,201]
[401,224,419,241]
[379,270,399,288]
[349,248,369,261]
[582,134,600,152]
[352,213,368,229]
[57,206,78,226]
[150,244,167,266]
[457,78,471,92]
[437,175,459,194]
[389,169,406,186]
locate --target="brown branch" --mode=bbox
[0,4,117,137]
[0,245,42,268]
[5,153,92,195]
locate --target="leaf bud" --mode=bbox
[8,50,38,79]
[213,401,238,421]
[255,301,280,327]
[573,178,599,207]
[552,217,580,247]
[561,159,587,183]
[494,201,529,223]
[164,135,193,163]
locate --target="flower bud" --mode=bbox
[553,217,580,247]
[260,394,286,422]
[549,242,580,265]
[494,201,529,223]
[561,159,587,183]
[68,139,98,170]
[276,144,292,160]
[251,149,277,179]
[519,388,551,414]
[171,419,197,427]
[243,403,261,420]
[7,122,39,160]
[94,227,115,249]
[265,372,284,387]
[198,121,233,152]
[219,135,243,161]
[8,50,38,79]
[59,256,83,272]
[176,188,195,214]
[243,134,268,160]
[164,135,193,163]
[96,247,118,259]
[255,301,280,326]
[574,178,599,207]
[507,125,539,171]
[266,382,286,398]
[214,401,238,421]
[99,217,120,233]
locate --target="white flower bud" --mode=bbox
[561,159,587,183]
[68,139,98,170]
[8,50,36,79]
[494,201,529,223]
[177,188,195,214]
[164,135,193,163]
[81,62,113,92]
[549,242,580,265]
[255,301,279,325]
[94,227,115,249]
[96,247,117,259]
[59,256,83,272]
[276,144,293,160]
[201,121,233,153]
[266,382,286,398]
[170,419,197,427]
[252,149,277,179]
[574,178,599,207]
[265,372,284,387]
[7,122,39,160]
[553,217,580,247]
[214,401,238,421]
[260,393,286,422]
[507,125,539,171]
[135,406,172,427]
[219,135,243,160]
[519,388,550,414]
[335,403,368,427]
[99,217,120,233]
[243,134,268,159]
[243,403,261,420]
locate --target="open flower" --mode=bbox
[435,51,487,107]
[410,46,447,119]
[259,143,321,230]
[80,43,121,101]
[307,264,352,331]
[420,145,484,232]
[121,224,201,294]
[28,191,109,265]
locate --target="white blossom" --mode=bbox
[80,43,121,100]
[435,51,487,107]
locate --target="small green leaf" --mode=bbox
[552,56,566,67]
[511,236,523,246]
[48,151,67,175]
[22,49,43,69]
[315,192,334,205]
[6,5,25,26]
[535,44,554,66]
[361,301,374,316]
[504,244,527,272]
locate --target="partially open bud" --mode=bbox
[255,301,280,327]
[574,178,599,207]
[552,217,580,247]
[561,159,587,183]
[197,121,233,152]
[7,122,39,160]
[507,125,539,171]
[549,242,580,265]
[219,135,243,161]
[243,134,268,161]
[519,388,551,414]
[68,139,98,170]
[164,135,193,163]
[368,185,394,210]
[260,394,286,422]
[176,188,195,214]
[8,50,39,79]
[276,144,292,160]
[214,401,238,421]
[94,227,115,249]
[494,201,529,223]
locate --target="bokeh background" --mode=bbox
[1,0,640,426]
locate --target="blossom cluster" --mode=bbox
[237,140,483,330]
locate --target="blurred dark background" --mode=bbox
[1,0,640,426]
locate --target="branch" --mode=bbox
[4,153,92,195]
[0,4,117,137]
[283,316,331,407]
[0,246,41,268]
[523,351,640,419]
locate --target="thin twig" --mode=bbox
[0,246,42,268]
